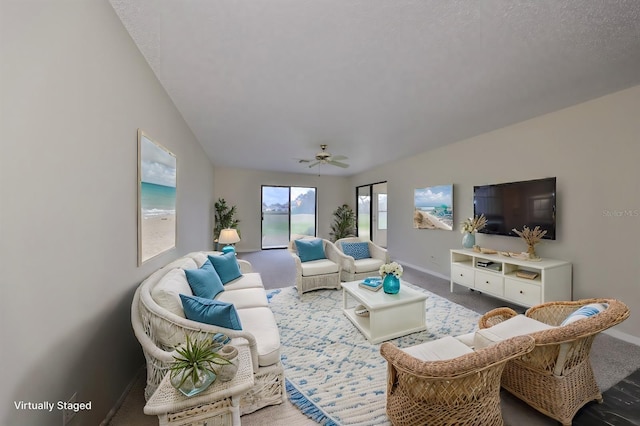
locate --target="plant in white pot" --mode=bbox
[169,334,231,397]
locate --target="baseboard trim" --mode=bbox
[398,260,449,282]
[100,365,145,426]
[603,328,640,347]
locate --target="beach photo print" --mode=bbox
[413,185,453,230]
[138,130,177,264]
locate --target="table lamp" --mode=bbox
[218,228,240,254]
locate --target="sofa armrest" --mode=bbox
[237,259,253,273]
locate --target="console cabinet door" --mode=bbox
[451,265,474,288]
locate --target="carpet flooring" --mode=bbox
[109,249,640,425]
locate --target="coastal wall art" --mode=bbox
[413,185,453,230]
[138,129,177,264]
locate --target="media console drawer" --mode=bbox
[504,279,541,307]
[475,270,504,296]
[451,264,474,288]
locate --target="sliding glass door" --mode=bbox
[261,186,316,249]
[356,182,387,248]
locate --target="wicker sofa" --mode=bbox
[131,251,285,415]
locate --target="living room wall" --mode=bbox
[0,2,216,425]
[350,85,640,342]
[213,167,352,252]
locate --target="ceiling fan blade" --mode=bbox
[298,159,311,163]
[308,161,320,168]
[328,160,349,168]
[331,155,348,161]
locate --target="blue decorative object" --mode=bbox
[462,232,475,249]
[294,238,326,262]
[341,242,371,260]
[208,252,242,284]
[184,259,224,299]
[221,245,235,254]
[382,274,400,294]
[170,368,217,397]
[179,294,243,330]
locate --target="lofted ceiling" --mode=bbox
[110,0,640,176]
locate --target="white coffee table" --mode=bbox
[144,344,254,425]
[342,280,428,343]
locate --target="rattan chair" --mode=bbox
[380,335,535,426]
[479,298,630,426]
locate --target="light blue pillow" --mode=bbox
[208,252,242,285]
[342,242,371,260]
[184,259,224,299]
[560,303,608,326]
[180,294,242,330]
[294,238,326,262]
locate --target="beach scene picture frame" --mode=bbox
[413,185,453,230]
[138,130,177,265]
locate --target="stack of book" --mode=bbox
[359,277,382,292]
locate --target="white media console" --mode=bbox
[450,249,572,307]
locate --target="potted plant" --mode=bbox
[512,225,547,259]
[169,334,231,397]
[329,204,356,242]
[460,214,487,249]
[214,198,240,249]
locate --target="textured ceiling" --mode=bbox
[110,0,640,176]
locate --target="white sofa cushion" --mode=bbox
[402,335,474,361]
[223,272,264,290]
[474,314,555,349]
[301,259,339,276]
[164,257,198,271]
[354,258,385,273]
[215,287,269,309]
[151,268,193,318]
[236,307,281,367]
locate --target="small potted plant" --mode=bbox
[512,226,547,260]
[460,214,487,248]
[169,334,231,397]
[329,204,356,242]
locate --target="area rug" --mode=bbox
[267,284,482,425]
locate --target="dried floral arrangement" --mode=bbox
[460,214,487,234]
[512,226,547,259]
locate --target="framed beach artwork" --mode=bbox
[413,185,453,230]
[138,130,177,265]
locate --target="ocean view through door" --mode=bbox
[261,186,316,249]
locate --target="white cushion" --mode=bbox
[301,259,339,276]
[454,332,476,348]
[236,307,281,366]
[164,257,198,271]
[188,252,209,267]
[402,335,474,361]
[354,258,385,273]
[151,268,193,318]
[223,272,264,290]
[474,314,554,349]
[215,288,268,309]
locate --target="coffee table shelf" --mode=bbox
[342,280,428,344]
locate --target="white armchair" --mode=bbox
[288,237,342,295]
[334,237,389,282]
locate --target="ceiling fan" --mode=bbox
[298,144,349,169]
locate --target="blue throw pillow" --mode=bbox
[208,252,242,285]
[560,303,608,326]
[184,259,224,299]
[294,238,326,262]
[342,242,371,260]
[180,294,242,330]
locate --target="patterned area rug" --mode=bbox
[267,284,482,425]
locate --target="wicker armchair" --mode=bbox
[478,298,630,426]
[380,335,535,426]
[287,237,342,295]
[334,237,389,282]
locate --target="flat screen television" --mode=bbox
[473,177,556,240]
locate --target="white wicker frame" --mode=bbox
[288,237,342,295]
[334,237,389,282]
[131,252,285,415]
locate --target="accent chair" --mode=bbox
[478,298,630,426]
[334,237,389,282]
[287,236,342,295]
[380,335,535,426]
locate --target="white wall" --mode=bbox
[0,1,216,424]
[350,85,640,341]
[213,167,352,251]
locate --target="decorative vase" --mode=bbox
[170,368,217,397]
[382,274,400,294]
[462,232,475,249]
[527,244,539,260]
[216,345,239,382]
